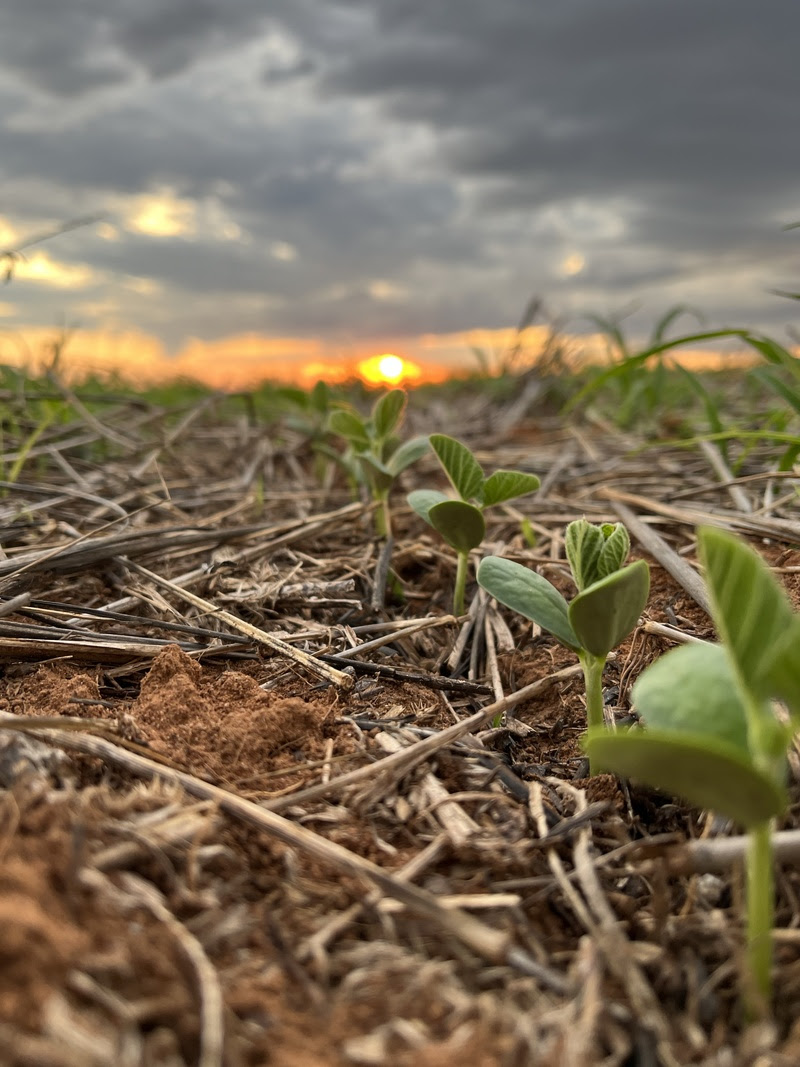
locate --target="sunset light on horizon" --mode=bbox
[0,317,768,392]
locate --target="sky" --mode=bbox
[1,0,799,388]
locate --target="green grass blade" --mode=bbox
[674,363,726,437]
[650,304,704,344]
[563,328,751,414]
[430,434,484,501]
[743,334,800,379]
[750,368,800,418]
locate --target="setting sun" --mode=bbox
[379,354,404,381]
[356,352,422,385]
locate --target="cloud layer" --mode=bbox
[1,0,798,373]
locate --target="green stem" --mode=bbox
[581,652,607,733]
[745,820,774,1017]
[453,550,469,616]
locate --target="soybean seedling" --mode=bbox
[477,519,650,740]
[328,389,429,538]
[407,434,540,615]
[586,527,800,1017]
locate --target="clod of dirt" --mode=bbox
[131,645,342,788]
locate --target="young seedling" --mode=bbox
[328,389,429,538]
[477,519,650,738]
[407,434,540,615]
[585,527,800,1016]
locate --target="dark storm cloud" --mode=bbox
[321,1,800,238]
[0,0,357,94]
[1,0,799,350]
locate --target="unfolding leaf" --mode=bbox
[428,500,485,553]
[481,469,540,507]
[407,489,450,523]
[372,389,406,438]
[595,522,631,580]
[310,380,331,414]
[477,556,579,651]
[568,559,650,657]
[565,519,604,592]
[328,409,369,447]
[387,435,429,476]
[430,434,484,501]
[632,642,750,753]
[584,729,786,829]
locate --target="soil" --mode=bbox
[0,382,799,1065]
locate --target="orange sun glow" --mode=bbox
[357,352,421,385]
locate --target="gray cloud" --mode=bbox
[0,0,799,359]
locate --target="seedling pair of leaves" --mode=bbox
[328,389,429,537]
[586,527,800,1014]
[478,519,650,737]
[407,434,540,614]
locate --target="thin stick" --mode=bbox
[697,439,752,514]
[128,561,354,690]
[601,495,711,614]
[330,614,460,660]
[266,662,583,812]
[14,722,510,964]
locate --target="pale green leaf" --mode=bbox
[477,556,580,651]
[372,389,406,438]
[565,519,605,592]
[430,434,484,501]
[428,500,486,553]
[763,617,800,724]
[584,728,786,828]
[407,489,449,524]
[310,380,331,414]
[481,469,540,507]
[328,409,369,447]
[632,642,750,753]
[596,522,631,580]
[386,435,429,476]
[699,526,796,706]
[568,559,650,657]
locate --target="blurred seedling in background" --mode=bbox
[278,380,344,486]
[328,388,429,538]
[586,527,800,1017]
[478,519,649,752]
[407,434,540,615]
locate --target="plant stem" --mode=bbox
[453,550,469,616]
[580,652,607,733]
[745,820,774,1017]
[375,492,391,538]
